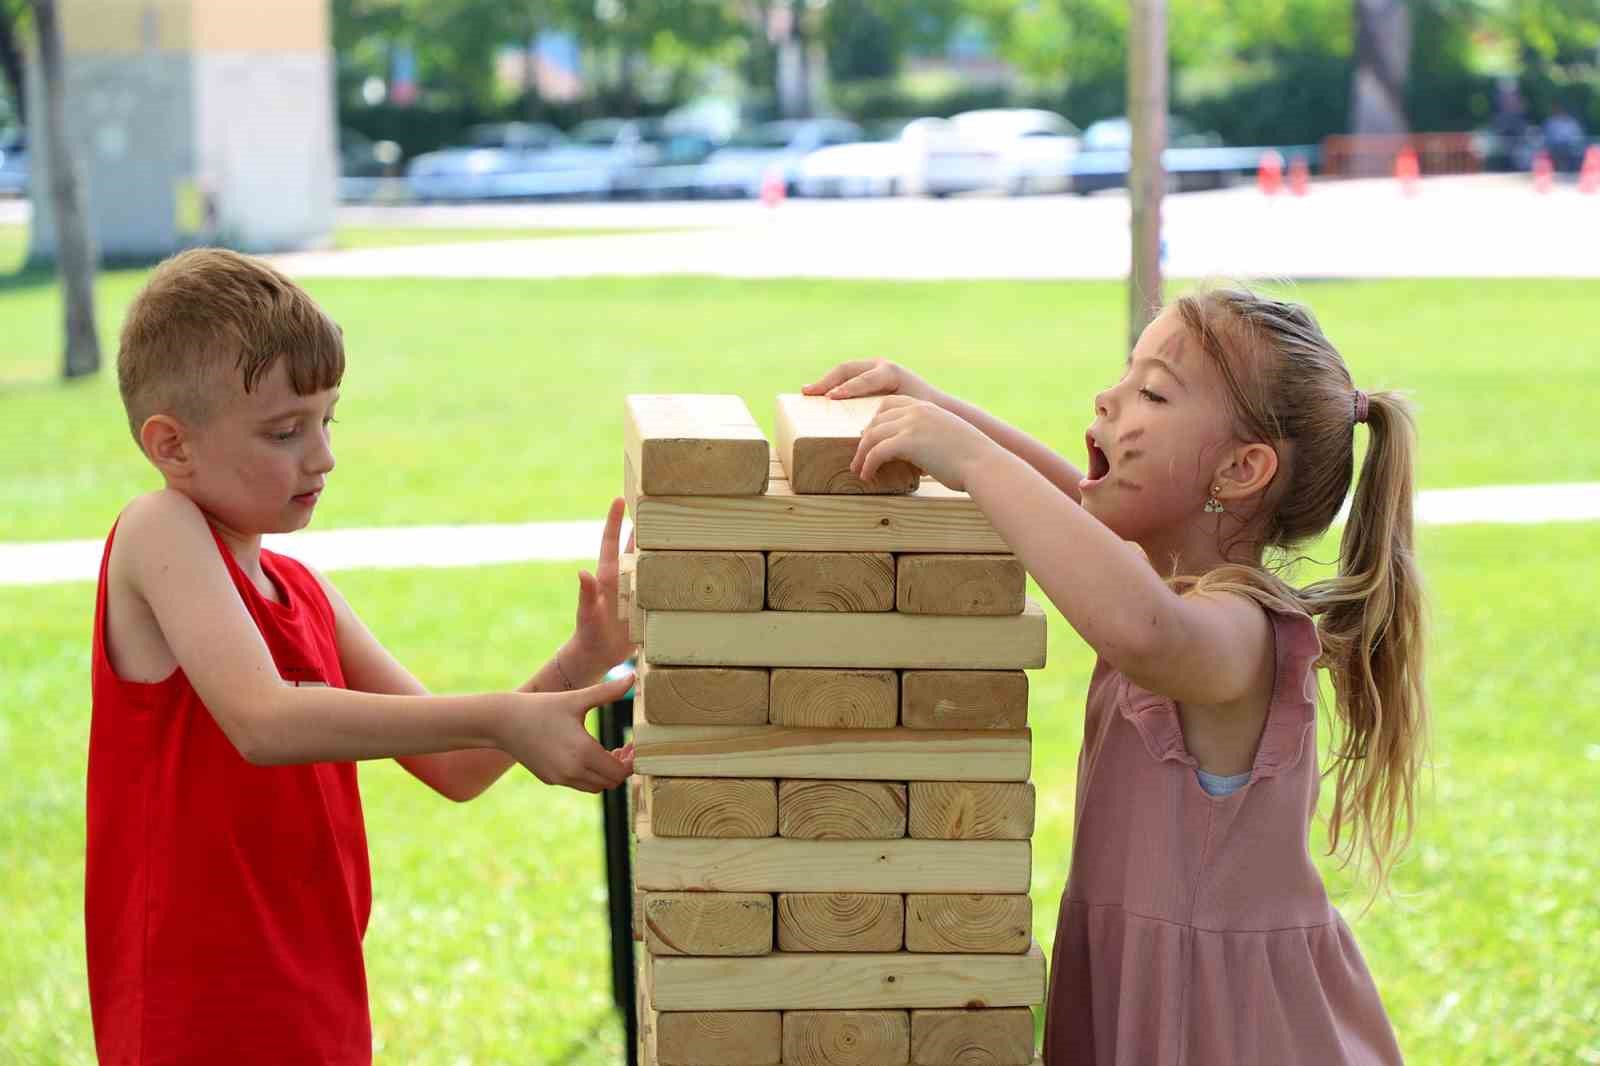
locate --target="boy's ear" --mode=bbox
[140,415,194,479]
[1214,441,1279,502]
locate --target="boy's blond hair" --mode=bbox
[117,248,344,450]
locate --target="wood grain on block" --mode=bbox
[626,453,1007,554]
[896,555,1026,616]
[911,1009,1035,1066]
[643,604,1047,670]
[767,551,896,612]
[901,671,1029,730]
[777,893,905,952]
[776,394,921,495]
[905,895,1032,954]
[629,595,645,645]
[783,1010,910,1066]
[770,669,898,728]
[908,782,1036,840]
[633,722,1031,782]
[635,550,766,612]
[656,1010,782,1066]
[624,395,770,496]
[778,780,907,840]
[649,777,778,838]
[640,662,770,726]
[618,552,636,623]
[643,892,774,957]
[647,942,1047,1011]
[635,809,1030,893]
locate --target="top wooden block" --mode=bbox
[776,394,921,495]
[625,395,771,496]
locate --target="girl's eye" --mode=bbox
[271,428,298,442]
[1139,387,1166,403]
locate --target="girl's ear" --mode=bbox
[1214,441,1279,502]
[141,415,194,481]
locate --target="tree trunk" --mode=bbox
[32,0,100,379]
[0,3,27,130]
[1349,0,1410,141]
[1127,0,1167,351]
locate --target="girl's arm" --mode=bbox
[855,401,1272,707]
[805,360,1086,501]
[119,491,632,793]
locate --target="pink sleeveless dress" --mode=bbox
[1042,607,1404,1066]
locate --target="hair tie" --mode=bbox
[1353,389,1370,425]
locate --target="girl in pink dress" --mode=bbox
[805,287,1422,1065]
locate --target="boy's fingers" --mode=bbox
[596,499,624,574]
[568,672,635,713]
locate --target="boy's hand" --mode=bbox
[497,674,636,793]
[567,498,636,679]
[852,396,998,492]
[803,360,936,402]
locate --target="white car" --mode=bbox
[796,118,949,198]
[923,109,1082,196]
[694,119,864,198]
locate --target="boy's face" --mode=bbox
[178,359,338,537]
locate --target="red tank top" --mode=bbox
[86,521,373,1065]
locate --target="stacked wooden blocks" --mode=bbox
[624,394,1047,1066]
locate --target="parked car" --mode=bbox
[553,118,719,199]
[922,109,1081,196]
[405,122,569,202]
[0,133,27,197]
[695,118,863,198]
[1069,116,1246,195]
[795,117,949,198]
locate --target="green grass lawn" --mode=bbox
[1,262,1597,542]
[2,520,1596,1064]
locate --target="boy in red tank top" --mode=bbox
[88,249,637,1066]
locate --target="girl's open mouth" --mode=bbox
[1081,433,1111,488]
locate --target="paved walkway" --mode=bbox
[5,483,1596,587]
[265,176,1600,281]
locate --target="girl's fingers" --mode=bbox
[858,435,909,483]
[803,361,874,395]
[828,366,891,399]
[596,498,624,577]
[851,412,912,477]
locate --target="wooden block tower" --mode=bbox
[623,394,1047,1066]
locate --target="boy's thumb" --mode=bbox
[566,671,635,715]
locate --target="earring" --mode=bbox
[1204,485,1225,514]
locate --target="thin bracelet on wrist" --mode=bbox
[553,647,578,691]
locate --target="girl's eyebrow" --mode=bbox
[1124,355,1188,389]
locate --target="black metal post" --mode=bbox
[599,692,638,1066]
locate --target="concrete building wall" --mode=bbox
[29,0,332,261]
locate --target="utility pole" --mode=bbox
[1127,0,1167,351]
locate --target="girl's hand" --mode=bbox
[803,359,937,402]
[567,498,636,679]
[495,675,636,793]
[852,396,998,492]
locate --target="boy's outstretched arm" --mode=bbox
[805,360,1087,502]
[122,491,632,793]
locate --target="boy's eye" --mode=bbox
[1139,387,1166,403]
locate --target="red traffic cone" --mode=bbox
[1394,145,1420,196]
[760,165,787,209]
[1257,149,1284,196]
[1580,146,1600,196]
[1532,150,1554,194]
[1288,156,1310,197]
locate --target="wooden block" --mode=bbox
[636,809,1030,893]
[768,551,896,612]
[776,394,921,495]
[643,604,1047,670]
[640,662,769,726]
[647,942,1046,1011]
[634,722,1031,782]
[784,1010,910,1066]
[778,781,907,840]
[650,778,777,838]
[770,669,898,729]
[911,1009,1035,1066]
[908,782,1036,841]
[625,394,770,496]
[656,1010,782,1066]
[636,550,766,612]
[905,895,1032,954]
[896,555,1025,616]
[901,671,1028,730]
[630,595,645,645]
[626,452,1008,554]
[777,893,904,952]
[619,552,636,623]
[643,892,774,957]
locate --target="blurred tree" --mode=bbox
[28,0,99,378]
[821,0,963,84]
[1350,0,1411,135]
